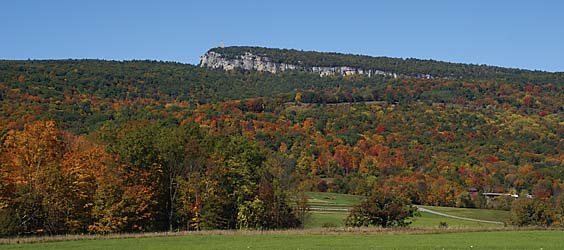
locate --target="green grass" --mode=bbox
[419,205,511,222]
[307,211,502,229]
[304,192,510,229]
[2,230,562,250]
[305,192,362,207]
[411,212,502,228]
[306,213,347,229]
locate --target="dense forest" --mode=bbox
[1,49,564,235]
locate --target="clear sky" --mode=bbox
[2,0,564,72]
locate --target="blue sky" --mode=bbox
[2,0,563,72]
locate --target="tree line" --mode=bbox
[0,121,302,235]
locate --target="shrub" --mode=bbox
[321,222,337,228]
[510,197,554,227]
[317,180,328,192]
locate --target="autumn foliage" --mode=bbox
[1,59,564,234]
[0,121,300,235]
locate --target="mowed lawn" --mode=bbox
[410,212,502,228]
[2,230,562,250]
[306,192,362,207]
[307,211,504,229]
[305,192,511,229]
[418,205,511,222]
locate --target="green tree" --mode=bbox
[100,122,164,231]
[345,188,419,228]
[155,123,207,231]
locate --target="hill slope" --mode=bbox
[1,47,564,235]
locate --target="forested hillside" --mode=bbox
[1,53,564,235]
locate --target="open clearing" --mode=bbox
[307,210,505,229]
[1,230,562,250]
[305,192,510,229]
[418,205,511,223]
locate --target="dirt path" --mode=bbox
[417,206,504,225]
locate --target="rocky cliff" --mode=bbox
[200,51,297,73]
[200,51,412,78]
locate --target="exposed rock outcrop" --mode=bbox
[310,66,397,78]
[200,51,297,74]
[200,51,409,78]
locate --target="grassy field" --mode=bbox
[307,211,504,229]
[419,205,511,222]
[305,192,362,207]
[305,192,510,229]
[410,212,503,228]
[2,230,562,250]
[305,212,346,229]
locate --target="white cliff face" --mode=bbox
[200,51,409,79]
[200,51,297,74]
[310,66,397,78]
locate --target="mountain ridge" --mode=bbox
[201,46,563,83]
